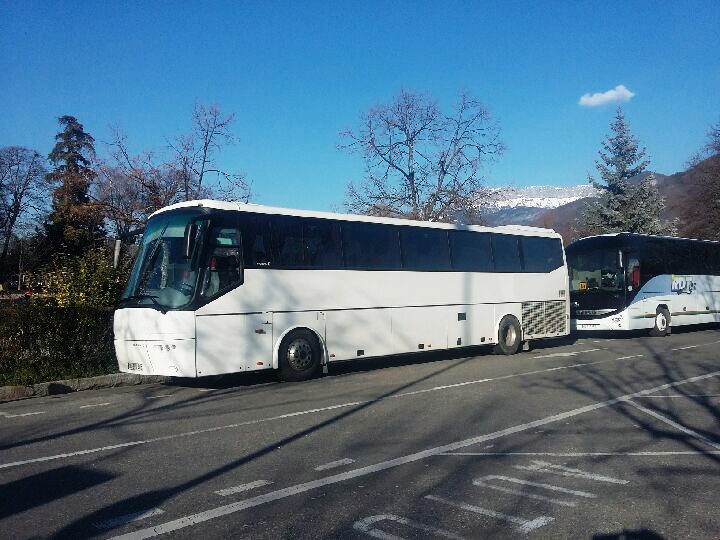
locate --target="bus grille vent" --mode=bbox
[522,300,567,336]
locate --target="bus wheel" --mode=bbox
[493,315,522,355]
[649,308,671,337]
[278,329,321,382]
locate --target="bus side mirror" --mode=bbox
[631,265,640,289]
[184,223,198,259]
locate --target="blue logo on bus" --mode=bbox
[671,275,695,294]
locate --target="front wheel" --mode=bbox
[649,308,670,337]
[277,329,322,382]
[493,315,522,355]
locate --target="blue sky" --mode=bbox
[1,1,718,212]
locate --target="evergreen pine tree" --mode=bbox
[578,108,674,236]
[45,116,105,256]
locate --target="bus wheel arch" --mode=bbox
[493,315,523,355]
[649,306,671,337]
[274,327,325,381]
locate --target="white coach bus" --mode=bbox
[567,233,720,335]
[114,200,569,381]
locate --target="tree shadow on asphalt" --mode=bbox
[49,354,478,538]
[0,343,505,456]
[558,325,720,462]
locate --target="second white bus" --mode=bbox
[567,233,720,335]
[114,200,569,381]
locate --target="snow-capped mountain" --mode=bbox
[484,185,598,225]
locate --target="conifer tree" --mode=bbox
[578,108,674,236]
[45,116,105,256]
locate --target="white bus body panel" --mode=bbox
[114,309,196,377]
[573,274,720,331]
[190,267,567,374]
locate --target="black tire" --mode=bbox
[493,315,522,355]
[277,329,322,382]
[649,307,671,337]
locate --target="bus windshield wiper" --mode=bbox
[120,294,167,314]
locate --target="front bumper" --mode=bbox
[115,338,196,377]
[571,311,629,331]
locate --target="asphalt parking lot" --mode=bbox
[1,326,719,539]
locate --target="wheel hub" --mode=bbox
[286,339,313,370]
[504,326,517,347]
[656,313,667,331]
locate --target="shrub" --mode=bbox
[0,301,117,386]
[42,247,127,308]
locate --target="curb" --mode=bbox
[0,373,172,403]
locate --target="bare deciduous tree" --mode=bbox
[97,103,252,237]
[168,103,251,202]
[339,89,504,223]
[97,129,181,236]
[684,118,720,240]
[0,146,48,277]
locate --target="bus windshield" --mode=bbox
[567,249,624,293]
[120,209,208,310]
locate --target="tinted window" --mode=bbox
[492,234,521,272]
[303,219,344,268]
[638,240,667,283]
[240,213,273,267]
[688,243,710,275]
[201,225,243,299]
[521,237,564,273]
[401,227,450,270]
[709,243,720,274]
[271,215,304,267]
[343,222,401,269]
[450,230,493,272]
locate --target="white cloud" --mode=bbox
[578,84,636,107]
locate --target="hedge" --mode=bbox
[0,301,117,386]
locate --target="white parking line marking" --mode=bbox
[0,411,46,418]
[315,458,356,471]
[108,370,720,539]
[671,339,720,351]
[533,348,602,359]
[0,352,649,471]
[615,355,645,361]
[354,514,465,539]
[79,403,111,409]
[215,480,272,497]
[147,394,174,399]
[512,461,628,484]
[626,400,720,450]
[441,451,720,457]
[425,495,553,534]
[642,393,720,399]
[473,475,595,507]
[94,508,164,530]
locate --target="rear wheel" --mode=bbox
[649,308,670,337]
[277,329,322,381]
[493,315,522,355]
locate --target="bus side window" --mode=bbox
[401,227,451,271]
[343,222,401,270]
[239,214,273,267]
[271,216,304,267]
[303,219,343,268]
[201,226,243,298]
[639,241,667,284]
[492,234,521,273]
[521,236,563,273]
[450,230,493,272]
